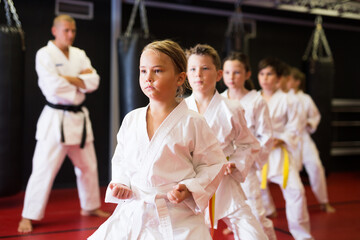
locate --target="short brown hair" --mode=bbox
[258,57,283,77]
[290,67,306,90]
[185,44,221,70]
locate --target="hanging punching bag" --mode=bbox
[302,16,334,166]
[220,0,250,93]
[118,0,151,121]
[0,0,25,196]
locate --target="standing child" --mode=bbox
[221,51,277,240]
[88,40,227,240]
[288,67,335,213]
[185,44,268,240]
[257,57,314,240]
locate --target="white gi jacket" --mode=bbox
[185,92,260,227]
[35,41,99,145]
[263,89,302,177]
[90,101,226,240]
[222,89,273,169]
[296,90,321,134]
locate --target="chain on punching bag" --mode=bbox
[302,16,334,165]
[0,0,25,196]
[118,0,151,121]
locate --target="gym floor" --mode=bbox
[0,171,359,240]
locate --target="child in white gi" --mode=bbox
[88,40,228,240]
[258,57,314,240]
[287,67,335,213]
[185,44,268,240]
[221,51,277,240]
[18,14,109,233]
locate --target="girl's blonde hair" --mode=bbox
[143,40,188,97]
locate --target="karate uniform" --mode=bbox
[260,89,314,240]
[295,90,330,204]
[89,101,227,240]
[22,41,101,220]
[186,92,268,240]
[222,89,277,240]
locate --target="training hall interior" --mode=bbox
[0,0,360,239]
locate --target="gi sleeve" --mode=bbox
[278,94,302,151]
[253,99,273,169]
[179,117,226,213]
[306,95,321,134]
[77,50,100,93]
[105,115,132,204]
[228,105,260,182]
[36,49,77,103]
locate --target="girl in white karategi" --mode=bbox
[258,57,314,240]
[88,40,228,240]
[185,44,268,240]
[287,67,335,213]
[221,52,277,240]
[18,15,109,234]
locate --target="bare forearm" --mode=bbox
[62,75,86,89]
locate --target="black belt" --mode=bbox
[46,101,86,148]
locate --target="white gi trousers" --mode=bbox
[241,167,277,240]
[22,138,101,220]
[260,167,314,240]
[222,203,269,240]
[302,133,329,204]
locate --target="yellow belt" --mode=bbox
[209,194,216,238]
[261,145,289,189]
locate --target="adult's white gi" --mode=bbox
[88,101,227,240]
[186,92,268,240]
[22,41,101,220]
[260,89,314,240]
[222,89,277,240]
[294,90,330,204]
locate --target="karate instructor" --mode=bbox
[18,14,109,233]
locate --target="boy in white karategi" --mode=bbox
[258,57,314,240]
[221,51,277,240]
[88,40,227,240]
[287,67,335,213]
[18,14,109,233]
[185,44,268,240]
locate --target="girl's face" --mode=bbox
[187,54,222,96]
[139,49,184,102]
[223,60,251,90]
[258,66,279,92]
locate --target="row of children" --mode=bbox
[89,39,334,240]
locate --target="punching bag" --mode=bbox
[220,0,250,93]
[0,0,25,196]
[302,16,334,166]
[118,0,151,121]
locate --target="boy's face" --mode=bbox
[223,60,251,90]
[258,66,279,92]
[187,54,222,96]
